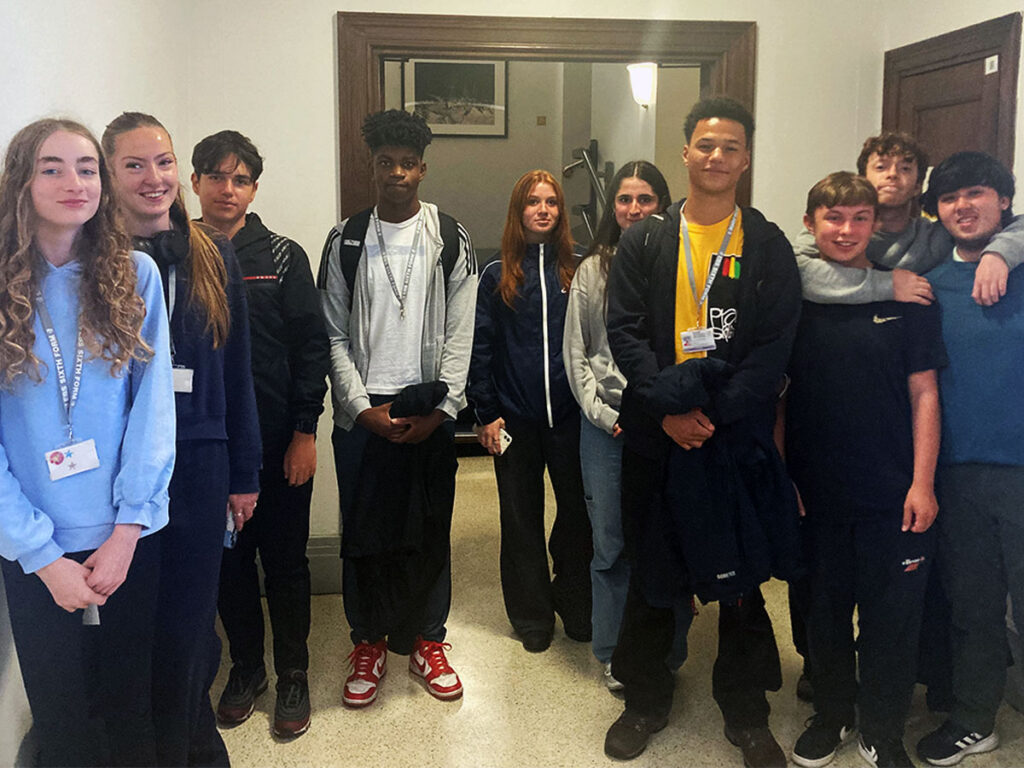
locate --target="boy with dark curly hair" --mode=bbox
[318,109,477,708]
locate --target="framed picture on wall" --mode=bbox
[403,59,508,137]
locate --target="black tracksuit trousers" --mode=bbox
[804,512,934,739]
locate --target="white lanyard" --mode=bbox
[167,264,178,360]
[679,205,739,323]
[35,291,85,445]
[372,210,424,319]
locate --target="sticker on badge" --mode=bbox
[173,366,194,393]
[45,439,100,481]
[681,328,716,353]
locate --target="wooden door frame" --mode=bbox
[883,13,1021,167]
[335,12,757,218]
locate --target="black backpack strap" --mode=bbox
[337,208,373,294]
[326,208,464,294]
[437,211,461,284]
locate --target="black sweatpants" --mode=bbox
[938,464,1024,735]
[804,512,933,739]
[153,440,230,767]
[613,578,780,728]
[493,412,592,636]
[218,442,312,676]
[332,414,456,650]
[2,534,160,768]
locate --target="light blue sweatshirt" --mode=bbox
[0,251,175,573]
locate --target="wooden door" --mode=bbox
[883,13,1020,168]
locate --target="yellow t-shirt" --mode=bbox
[674,209,744,363]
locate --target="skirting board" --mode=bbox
[308,534,342,594]
[254,534,341,595]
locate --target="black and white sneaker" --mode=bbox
[916,720,999,766]
[858,733,913,768]
[793,714,856,768]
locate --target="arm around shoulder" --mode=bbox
[794,227,895,303]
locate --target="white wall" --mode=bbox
[655,66,702,202]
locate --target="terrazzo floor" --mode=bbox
[214,456,1024,767]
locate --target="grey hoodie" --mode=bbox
[320,202,477,430]
[563,253,626,434]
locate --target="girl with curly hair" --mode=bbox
[0,118,174,766]
[103,113,261,766]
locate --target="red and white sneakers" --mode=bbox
[343,639,387,707]
[409,637,463,700]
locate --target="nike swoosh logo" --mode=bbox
[873,315,901,324]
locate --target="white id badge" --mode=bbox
[680,328,716,353]
[45,439,100,481]
[173,366,194,393]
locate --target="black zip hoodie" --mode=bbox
[229,213,329,451]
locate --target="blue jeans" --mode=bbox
[580,417,691,666]
[580,416,629,663]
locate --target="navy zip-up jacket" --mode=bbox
[469,243,579,427]
[134,221,262,495]
[230,213,329,451]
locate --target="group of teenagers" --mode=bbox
[0,94,1021,768]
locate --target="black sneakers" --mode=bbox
[273,669,311,739]
[916,720,999,766]
[859,733,914,768]
[604,710,668,760]
[216,664,268,726]
[792,714,856,768]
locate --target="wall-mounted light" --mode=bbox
[627,62,657,109]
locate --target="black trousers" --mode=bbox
[493,413,592,636]
[153,440,230,767]
[218,442,312,676]
[613,578,780,728]
[332,417,454,648]
[2,535,160,768]
[938,464,1024,734]
[804,513,933,739]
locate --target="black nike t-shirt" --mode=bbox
[784,299,947,518]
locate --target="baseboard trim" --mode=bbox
[308,535,341,594]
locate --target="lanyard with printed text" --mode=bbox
[679,205,738,327]
[35,290,85,445]
[167,264,178,360]
[373,209,424,319]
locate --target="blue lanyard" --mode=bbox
[35,290,85,444]
[679,205,739,323]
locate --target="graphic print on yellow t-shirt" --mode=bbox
[674,208,744,363]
